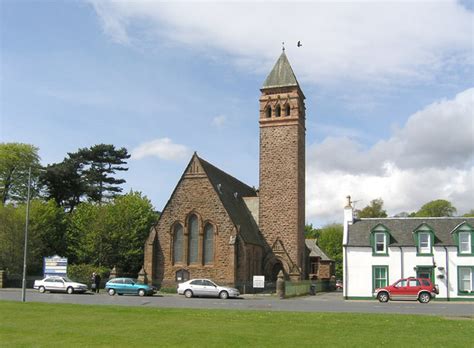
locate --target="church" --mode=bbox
[143,51,318,288]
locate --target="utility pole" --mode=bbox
[21,167,31,302]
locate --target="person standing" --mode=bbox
[94,272,101,294]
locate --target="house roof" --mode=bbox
[305,239,333,261]
[198,156,265,247]
[347,217,474,247]
[262,51,300,89]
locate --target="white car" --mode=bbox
[34,276,88,294]
[177,279,240,299]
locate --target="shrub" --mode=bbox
[68,264,109,285]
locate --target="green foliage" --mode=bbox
[0,142,41,204]
[2,302,473,347]
[356,198,387,218]
[67,264,109,284]
[317,223,343,279]
[0,199,67,274]
[304,224,320,239]
[66,191,158,274]
[70,144,130,204]
[463,209,474,217]
[415,199,457,217]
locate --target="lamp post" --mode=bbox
[21,167,31,302]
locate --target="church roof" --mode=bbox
[262,51,300,89]
[198,156,265,247]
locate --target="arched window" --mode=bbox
[203,224,214,264]
[265,106,271,118]
[173,224,184,264]
[188,215,199,263]
[285,104,291,116]
[275,105,281,117]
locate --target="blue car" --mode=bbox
[105,277,156,297]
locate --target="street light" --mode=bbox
[21,167,31,302]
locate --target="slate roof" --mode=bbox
[305,239,333,261]
[198,156,265,247]
[347,217,474,247]
[262,51,300,89]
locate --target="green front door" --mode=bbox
[417,267,434,282]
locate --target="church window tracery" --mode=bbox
[203,223,214,264]
[188,214,199,264]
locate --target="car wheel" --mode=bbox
[138,289,146,297]
[66,287,74,294]
[108,288,116,296]
[377,292,389,303]
[38,286,46,293]
[184,289,193,298]
[219,291,229,300]
[418,292,431,303]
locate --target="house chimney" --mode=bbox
[343,195,354,245]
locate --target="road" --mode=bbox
[0,289,472,317]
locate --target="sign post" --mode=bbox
[43,256,68,277]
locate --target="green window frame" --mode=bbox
[372,266,389,291]
[413,224,434,256]
[452,223,474,256]
[457,266,474,296]
[370,224,390,256]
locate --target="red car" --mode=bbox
[374,277,439,303]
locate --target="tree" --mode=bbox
[0,143,41,204]
[66,191,157,274]
[70,144,130,204]
[462,210,474,217]
[305,224,320,239]
[356,198,387,218]
[317,223,343,279]
[40,158,86,212]
[0,200,67,275]
[415,199,457,217]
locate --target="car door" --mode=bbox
[43,278,57,291]
[189,280,205,296]
[201,280,219,297]
[122,279,135,294]
[407,279,421,300]
[390,279,408,300]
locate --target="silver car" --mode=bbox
[33,276,88,294]
[177,279,240,299]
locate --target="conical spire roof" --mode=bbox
[262,51,299,89]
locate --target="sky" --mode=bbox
[1,0,473,226]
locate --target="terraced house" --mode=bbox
[143,51,312,288]
[343,197,474,300]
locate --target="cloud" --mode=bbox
[211,114,227,128]
[307,88,474,224]
[88,1,473,84]
[131,138,190,161]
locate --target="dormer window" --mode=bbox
[419,232,431,254]
[459,232,471,254]
[375,233,386,254]
[413,224,434,256]
[452,223,473,256]
[371,224,390,256]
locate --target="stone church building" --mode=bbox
[144,51,311,288]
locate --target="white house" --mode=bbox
[343,196,474,301]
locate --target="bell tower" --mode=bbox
[259,50,306,280]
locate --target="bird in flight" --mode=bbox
[297,41,302,47]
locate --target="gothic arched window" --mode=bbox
[188,214,199,264]
[275,105,281,117]
[285,104,291,116]
[265,106,271,118]
[173,224,184,264]
[203,223,214,264]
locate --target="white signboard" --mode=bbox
[44,255,68,276]
[253,275,265,288]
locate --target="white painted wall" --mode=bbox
[345,245,474,299]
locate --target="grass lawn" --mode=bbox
[0,301,473,347]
